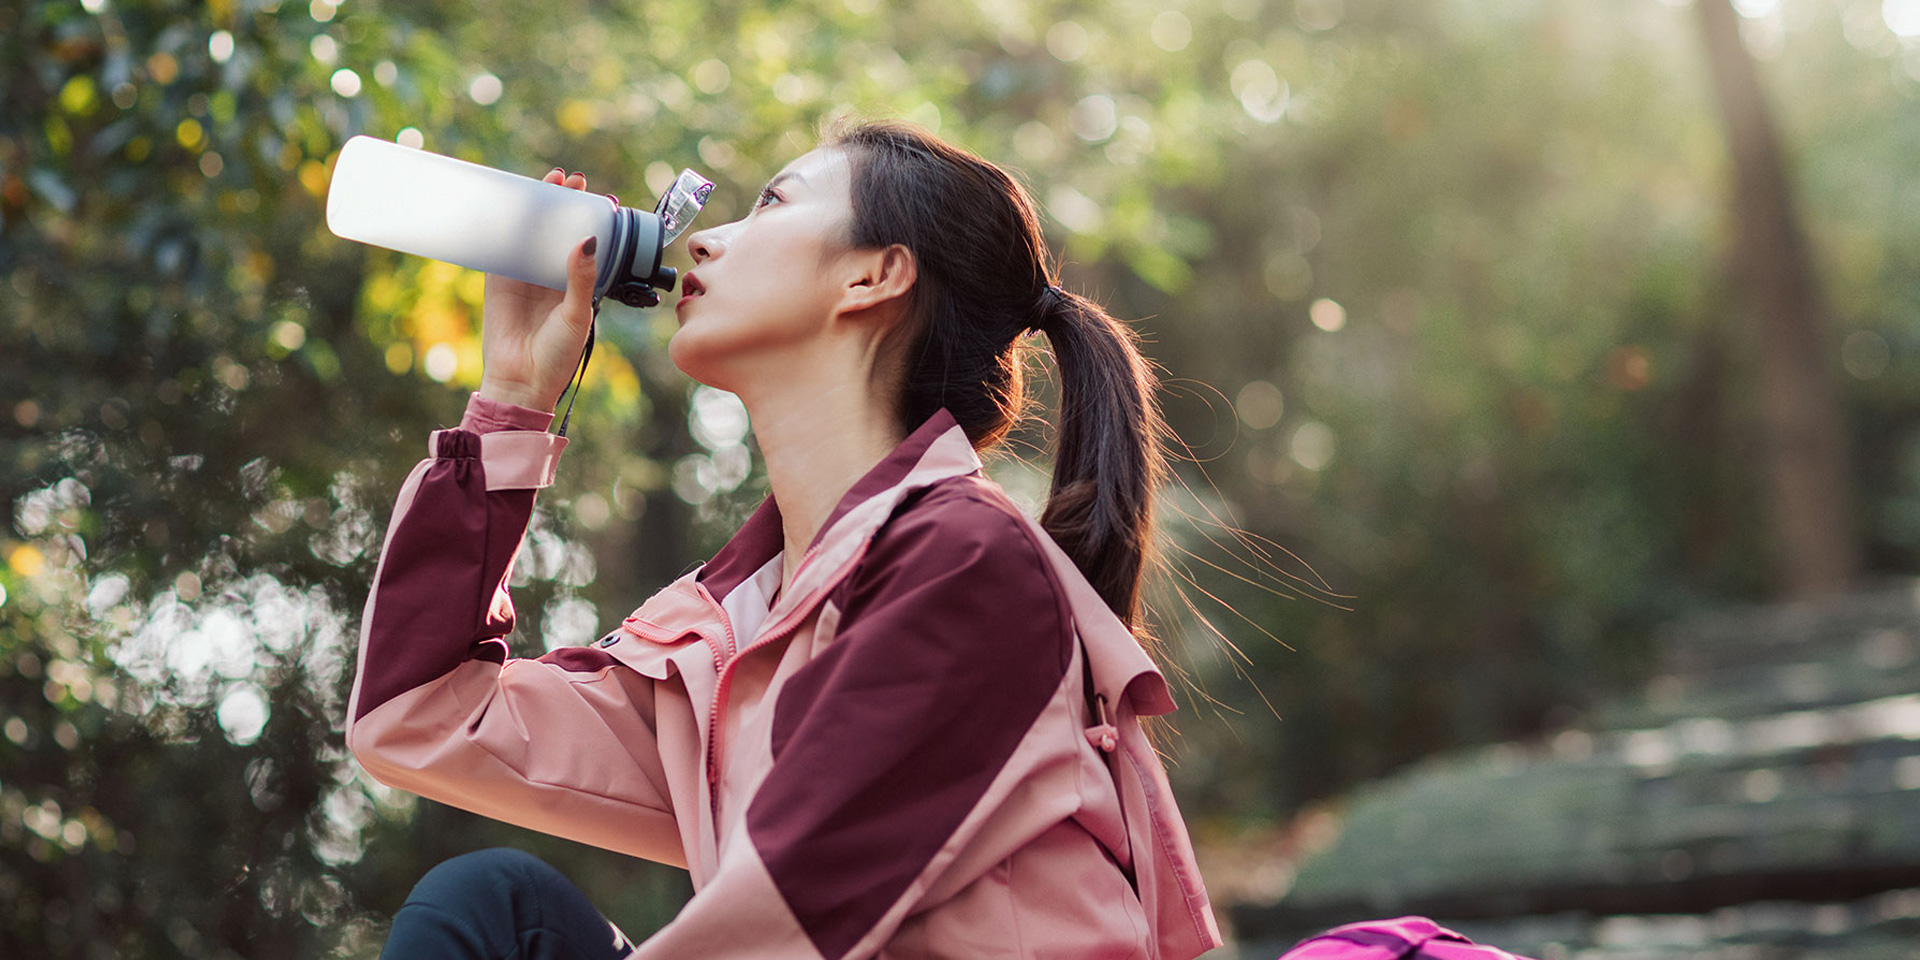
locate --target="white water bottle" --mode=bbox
[326,135,712,308]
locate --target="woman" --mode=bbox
[346,120,1222,960]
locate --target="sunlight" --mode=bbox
[1887,0,1920,38]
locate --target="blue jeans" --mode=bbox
[380,848,635,960]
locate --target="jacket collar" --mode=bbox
[697,409,980,604]
[689,407,1176,719]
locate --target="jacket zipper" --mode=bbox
[692,582,735,673]
[705,615,807,792]
[703,542,851,821]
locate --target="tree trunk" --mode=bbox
[1695,0,1859,598]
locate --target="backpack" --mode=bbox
[1276,916,1533,960]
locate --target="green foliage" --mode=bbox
[8,0,1920,954]
[1156,0,1920,828]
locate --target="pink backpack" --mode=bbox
[1277,917,1534,960]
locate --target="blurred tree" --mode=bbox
[1150,0,1920,827]
[1696,0,1859,598]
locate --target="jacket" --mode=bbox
[347,394,1223,960]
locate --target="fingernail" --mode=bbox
[550,167,563,176]
[582,236,597,257]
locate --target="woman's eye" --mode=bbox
[755,187,781,209]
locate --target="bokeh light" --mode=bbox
[1046,21,1090,61]
[1237,380,1286,430]
[1069,94,1118,142]
[1887,0,1920,38]
[1290,421,1336,471]
[1231,59,1289,122]
[1309,298,1347,332]
[1151,11,1193,52]
[469,72,503,105]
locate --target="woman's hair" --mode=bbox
[826,119,1166,627]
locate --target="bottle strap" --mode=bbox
[556,300,599,439]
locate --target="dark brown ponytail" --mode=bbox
[828,120,1166,626]
[1031,288,1165,625]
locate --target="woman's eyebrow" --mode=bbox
[763,170,808,193]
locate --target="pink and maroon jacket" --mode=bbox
[347,395,1224,960]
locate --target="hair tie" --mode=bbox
[1026,284,1067,337]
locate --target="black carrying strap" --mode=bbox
[555,301,599,438]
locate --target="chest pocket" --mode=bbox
[600,578,722,680]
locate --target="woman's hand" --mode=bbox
[476,168,602,412]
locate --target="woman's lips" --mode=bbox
[675,274,704,316]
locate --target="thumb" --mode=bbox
[558,235,601,330]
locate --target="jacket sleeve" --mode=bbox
[345,394,684,867]
[630,486,1075,960]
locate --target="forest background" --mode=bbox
[5,0,1917,955]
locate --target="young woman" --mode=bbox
[346,120,1223,960]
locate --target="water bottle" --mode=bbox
[326,135,713,308]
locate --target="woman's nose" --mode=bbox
[685,223,727,264]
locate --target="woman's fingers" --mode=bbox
[558,235,600,333]
[540,167,588,191]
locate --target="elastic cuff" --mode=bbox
[481,431,568,490]
[430,429,568,490]
[462,393,555,435]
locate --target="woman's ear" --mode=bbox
[837,244,917,319]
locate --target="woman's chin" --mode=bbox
[667,325,741,391]
[669,311,821,392]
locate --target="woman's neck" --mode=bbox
[739,368,903,591]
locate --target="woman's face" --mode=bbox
[669,147,865,391]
